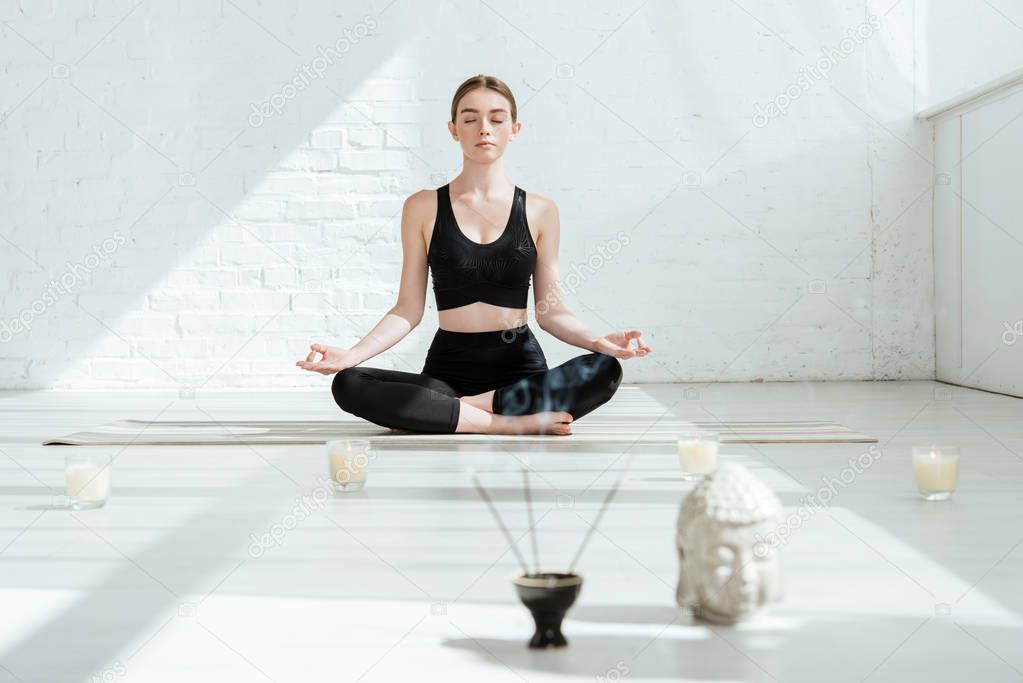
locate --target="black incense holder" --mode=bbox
[512,572,583,648]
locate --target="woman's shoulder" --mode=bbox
[402,187,441,217]
[398,190,442,251]
[523,189,559,233]
[406,187,440,203]
[522,187,554,205]
[523,188,558,214]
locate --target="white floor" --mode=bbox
[1,381,1022,683]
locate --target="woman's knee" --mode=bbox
[560,353,622,419]
[331,368,365,411]
[589,353,623,392]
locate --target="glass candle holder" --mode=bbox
[65,453,112,509]
[912,445,960,501]
[327,439,371,493]
[677,430,719,481]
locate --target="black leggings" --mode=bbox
[331,324,623,433]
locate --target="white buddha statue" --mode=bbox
[675,463,784,624]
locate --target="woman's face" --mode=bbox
[449,87,520,161]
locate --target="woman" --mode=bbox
[297,74,651,435]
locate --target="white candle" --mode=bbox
[678,431,719,478]
[327,439,371,491]
[65,455,112,508]
[912,445,960,500]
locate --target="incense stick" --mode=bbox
[523,468,539,574]
[473,474,529,574]
[567,449,640,574]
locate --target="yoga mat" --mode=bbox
[43,419,876,446]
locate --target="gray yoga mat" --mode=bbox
[42,419,877,446]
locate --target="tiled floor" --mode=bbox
[1,381,1022,682]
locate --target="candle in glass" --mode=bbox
[65,454,112,509]
[677,430,719,481]
[327,439,371,492]
[912,445,960,501]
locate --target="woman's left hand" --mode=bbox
[591,329,652,359]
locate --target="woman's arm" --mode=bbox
[345,191,430,364]
[531,196,600,351]
[531,194,652,360]
[297,191,429,374]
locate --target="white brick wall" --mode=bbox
[0,0,957,389]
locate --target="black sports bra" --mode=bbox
[427,184,537,311]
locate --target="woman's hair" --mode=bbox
[450,74,517,124]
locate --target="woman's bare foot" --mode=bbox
[460,390,496,413]
[454,398,574,435]
[491,411,574,436]
[389,427,412,435]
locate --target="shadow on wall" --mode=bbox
[0,0,933,390]
[0,0,421,388]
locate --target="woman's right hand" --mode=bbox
[295,343,359,375]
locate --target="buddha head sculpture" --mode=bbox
[675,463,784,624]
